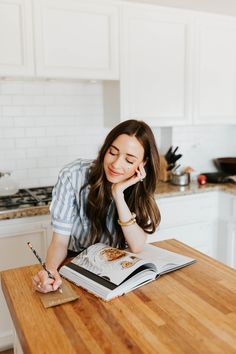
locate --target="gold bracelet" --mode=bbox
[118,213,136,227]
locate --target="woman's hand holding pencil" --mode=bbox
[32,269,62,293]
[28,241,63,293]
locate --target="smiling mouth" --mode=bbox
[108,167,121,176]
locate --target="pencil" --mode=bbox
[27,241,63,293]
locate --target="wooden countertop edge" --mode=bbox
[0,266,41,353]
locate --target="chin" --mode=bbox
[106,175,121,183]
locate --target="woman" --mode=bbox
[33,119,161,293]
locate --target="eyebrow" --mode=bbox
[110,145,138,159]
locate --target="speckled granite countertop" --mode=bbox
[0,182,235,221]
[155,181,236,199]
[0,205,50,221]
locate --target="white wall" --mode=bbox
[171,125,236,177]
[0,80,108,187]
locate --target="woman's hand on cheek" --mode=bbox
[111,163,146,198]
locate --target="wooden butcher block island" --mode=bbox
[1,239,236,354]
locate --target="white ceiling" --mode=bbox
[124,0,236,17]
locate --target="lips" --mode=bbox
[108,167,121,177]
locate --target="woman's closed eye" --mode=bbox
[126,159,134,165]
[109,148,118,156]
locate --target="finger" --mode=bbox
[135,169,141,179]
[51,272,62,290]
[32,271,47,289]
[36,283,54,293]
[139,164,146,177]
[35,280,56,293]
[32,271,55,293]
[52,279,62,291]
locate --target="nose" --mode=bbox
[111,155,123,170]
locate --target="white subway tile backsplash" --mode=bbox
[37,158,60,168]
[15,138,36,148]
[12,96,37,106]
[14,117,36,127]
[0,139,15,149]
[2,106,24,116]
[3,149,25,159]
[12,169,28,179]
[16,158,37,169]
[48,147,68,157]
[26,148,49,158]
[0,95,12,105]
[24,106,45,116]
[0,161,16,172]
[45,105,78,116]
[36,137,56,147]
[44,82,80,95]
[1,127,25,138]
[0,79,105,187]
[38,116,75,127]
[0,82,23,95]
[25,127,46,137]
[22,82,44,95]
[45,126,70,137]
[0,117,14,127]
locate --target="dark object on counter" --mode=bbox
[200,172,232,183]
[165,146,182,170]
[214,157,236,175]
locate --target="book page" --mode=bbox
[71,243,156,285]
[135,244,195,274]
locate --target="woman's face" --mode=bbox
[103,134,145,183]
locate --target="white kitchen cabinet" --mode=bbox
[0,215,52,351]
[147,192,219,257]
[33,0,119,79]
[217,192,236,267]
[0,0,34,77]
[119,3,193,126]
[193,13,236,124]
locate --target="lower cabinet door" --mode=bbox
[0,216,51,350]
[148,221,217,258]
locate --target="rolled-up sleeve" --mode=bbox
[50,168,77,235]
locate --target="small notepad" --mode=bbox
[38,279,79,308]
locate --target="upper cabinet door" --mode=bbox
[0,0,34,77]
[194,14,236,124]
[34,0,119,79]
[120,4,193,126]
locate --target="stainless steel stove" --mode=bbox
[0,186,53,212]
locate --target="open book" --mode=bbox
[59,243,196,301]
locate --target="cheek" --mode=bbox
[125,165,136,175]
[103,153,110,166]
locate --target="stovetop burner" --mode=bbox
[0,186,53,212]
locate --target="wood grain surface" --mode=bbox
[1,239,236,354]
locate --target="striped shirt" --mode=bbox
[50,158,117,252]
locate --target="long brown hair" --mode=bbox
[84,119,161,248]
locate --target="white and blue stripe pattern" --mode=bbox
[50,159,117,252]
